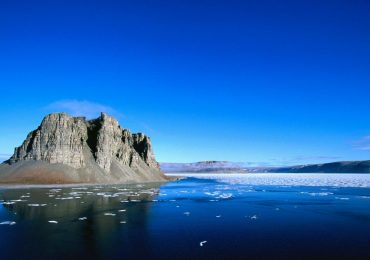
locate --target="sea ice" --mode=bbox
[28,204,47,207]
[2,202,15,205]
[300,192,333,196]
[55,197,74,200]
[0,221,16,225]
[166,173,370,188]
[200,241,207,247]
[336,197,350,200]
[217,193,233,199]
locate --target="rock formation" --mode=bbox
[0,112,166,184]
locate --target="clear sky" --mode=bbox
[1,0,370,165]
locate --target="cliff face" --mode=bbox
[10,114,88,168]
[1,112,165,184]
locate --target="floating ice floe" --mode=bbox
[96,192,117,198]
[28,204,47,207]
[0,221,16,225]
[300,192,333,196]
[204,191,220,196]
[166,173,370,188]
[55,197,74,200]
[48,220,58,224]
[217,193,233,199]
[49,189,62,192]
[336,197,350,200]
[2,202,15,205]
[200,241,207,247]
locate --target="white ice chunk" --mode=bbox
[300,192,333,196]
[0,221,16,225]
[28,204,47,207]
[217,193,233,199]
[200,241,207,247]
[55,197,74,200]
[2,202,15,205]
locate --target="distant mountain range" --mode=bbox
[160,160,370,173]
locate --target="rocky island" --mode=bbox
[0,113,167,184]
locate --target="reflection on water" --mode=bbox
[1,176,370,259]
[0,183,162,259]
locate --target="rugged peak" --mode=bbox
[3,112,164,183]
[99,112,117,123]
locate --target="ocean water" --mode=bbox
[1,173,370,259]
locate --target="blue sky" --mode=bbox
[1,0,370,165]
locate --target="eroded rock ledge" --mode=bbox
[1,113,166,184]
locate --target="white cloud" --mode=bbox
[46,100,122,119]
[352,136,370,150]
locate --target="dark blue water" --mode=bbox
[1,177,370,259]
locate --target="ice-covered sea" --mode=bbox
[1,173,370,259]
[167,173,370,187]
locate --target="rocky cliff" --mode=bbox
[0,113,166,184]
